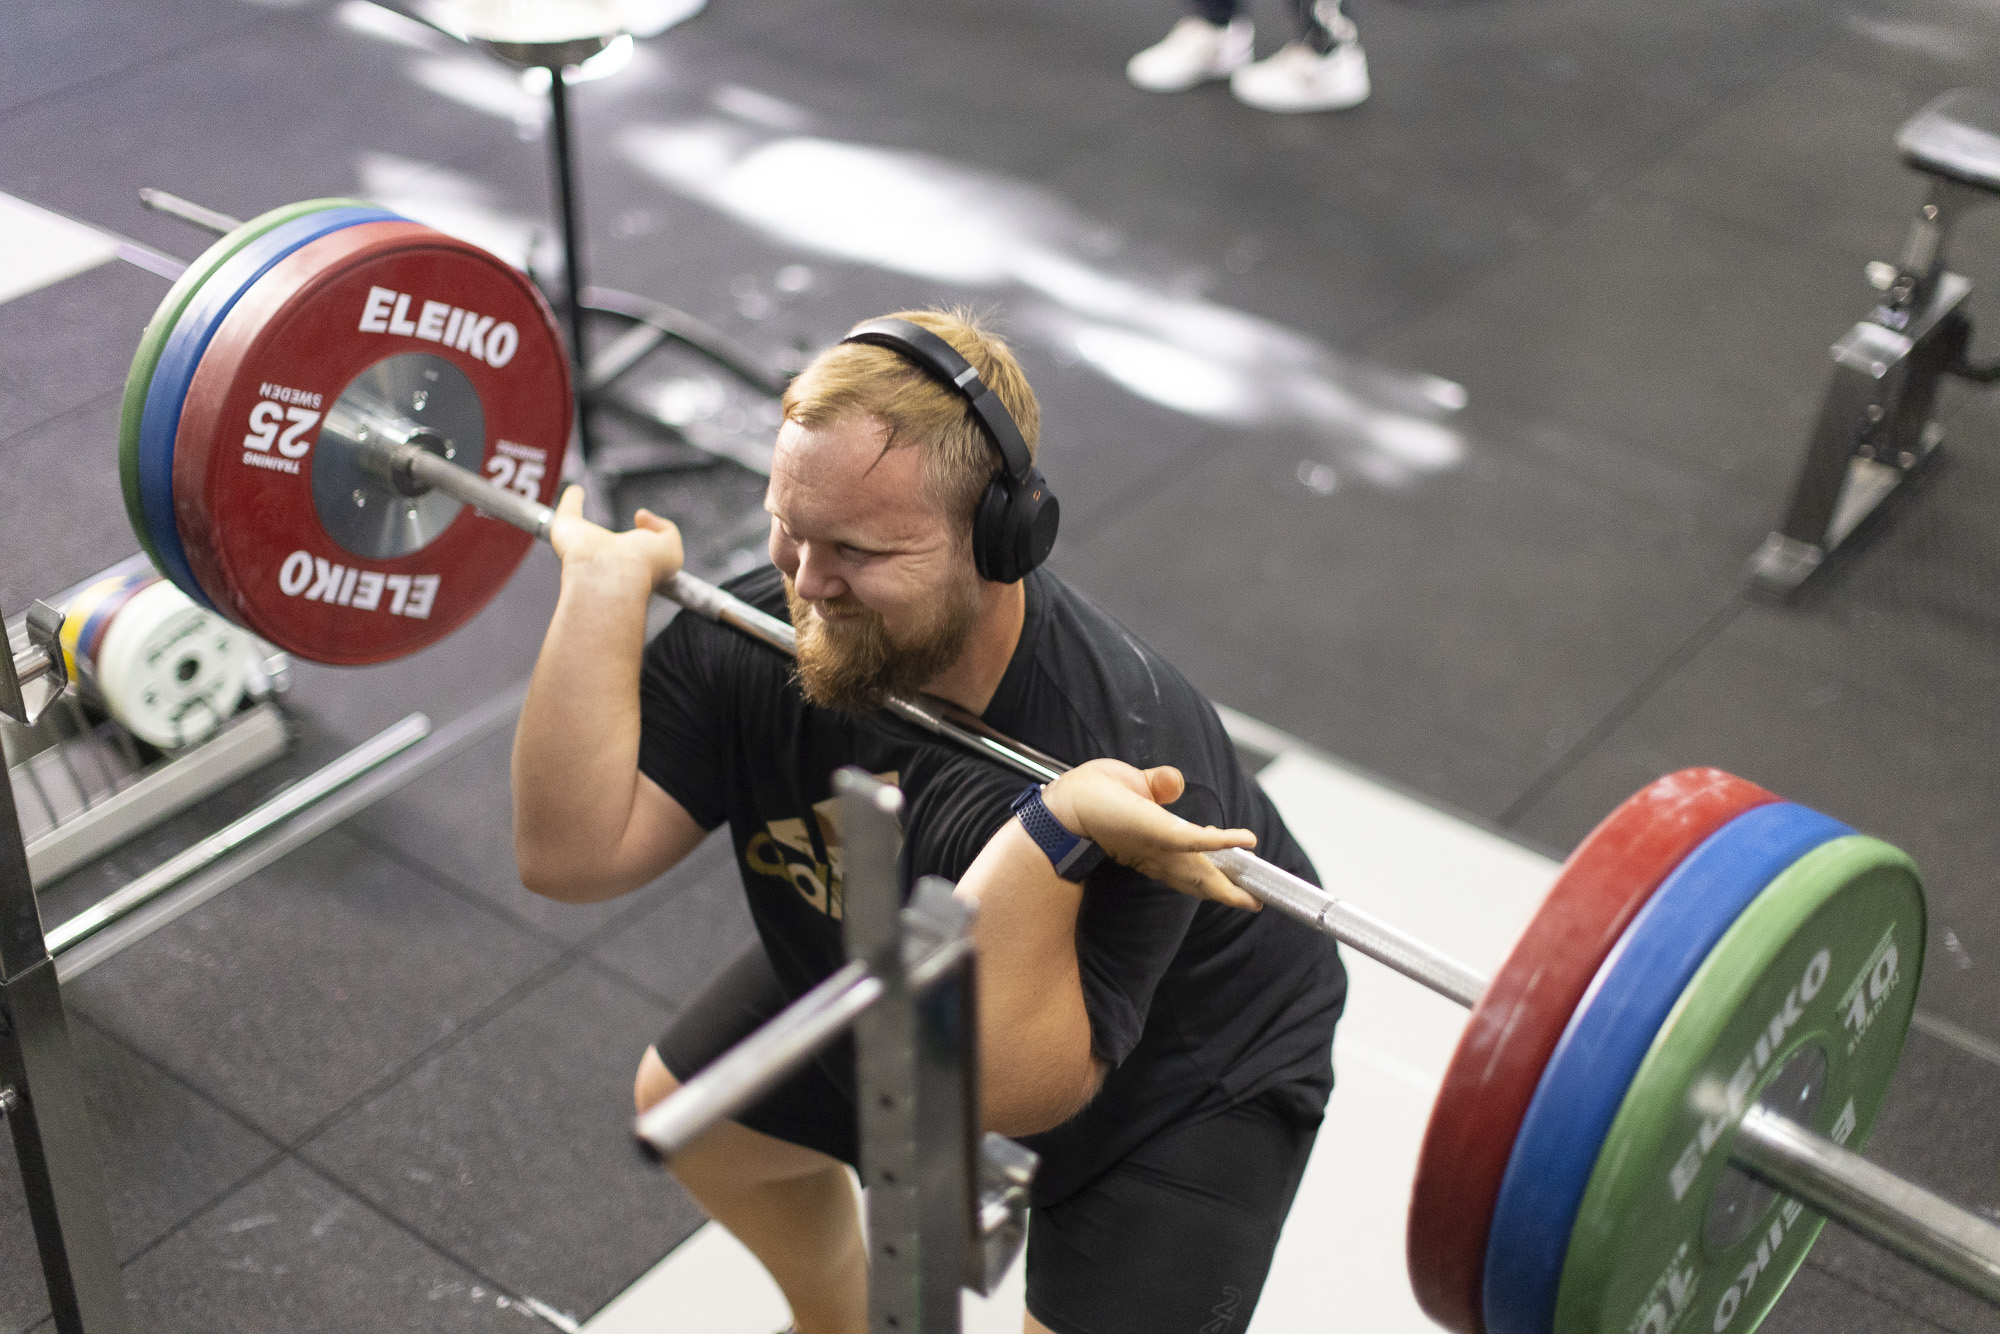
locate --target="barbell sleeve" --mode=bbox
[1730,1104,2000,1306]
[1728,1104,2000,1304]
[393,444,559,541]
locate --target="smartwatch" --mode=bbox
[1011,783,1107,882]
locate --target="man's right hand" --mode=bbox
[514,485,707,904]
[546,485,687,591]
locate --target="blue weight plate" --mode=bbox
[1479,800,1852,1334]
[137,204,399,606]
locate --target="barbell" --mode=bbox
[113,198,2000,1332]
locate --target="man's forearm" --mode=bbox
[513,554,659,899]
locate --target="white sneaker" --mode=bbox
[1126,16,1255,93]
[1229,39,1370,112]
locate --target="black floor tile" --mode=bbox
[1821,0,2000,102]
[0,262,170,453]
[0,1021,275,1334]
[1055,393,1752,819]
[279,544,559,745]
[64,830,556,1143]
[301,960,705,1322]
[1764,1258,1960,1334]
[591,834,758,1014]
[1369,188,1877,506]
[0,0,257,121]
[1626,58,1938,270]
[693,0,1163,181]
[0,396,145,620]
[1042,125,1546,351]
[110,1158,549,1334]
[1507,601,2000,1046]
[1787,1028,2000,1332]
[347,728,724,945]
[0,7,523,259]
[29,706,399,945]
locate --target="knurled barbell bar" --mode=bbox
[115,201,2000,1334]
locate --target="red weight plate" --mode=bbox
[1405,768,1779,1334]
[172,221,571,664]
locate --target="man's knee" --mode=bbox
[636,1045,680,1114]
[636,1046,846,1192]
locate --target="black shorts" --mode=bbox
[656,943,1322,1334]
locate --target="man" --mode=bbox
[512,309,1346,1334]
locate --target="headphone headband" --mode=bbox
[839,317,1034,482]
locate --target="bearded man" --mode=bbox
[511,309,1346,1334]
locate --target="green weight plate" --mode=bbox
[118,198,371,569]
[1554,835,1924,1334]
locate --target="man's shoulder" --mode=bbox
[1033,572,1206,699]
[1024,572,1223,759]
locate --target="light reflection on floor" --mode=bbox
[332,0,1472,500]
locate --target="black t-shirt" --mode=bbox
[637,564,1346,1202]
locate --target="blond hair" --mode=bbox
[781,308,1040,523]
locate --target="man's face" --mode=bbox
[766,413,982,711]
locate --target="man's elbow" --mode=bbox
[985,1050,1107,1138]
[516,850,576,902]
[515,836,616,903]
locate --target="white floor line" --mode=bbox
[0,192,118,304]
[1246,749,1555,1334]
[580,738,1561,1334]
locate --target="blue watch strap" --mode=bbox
[1011,784,1106,882]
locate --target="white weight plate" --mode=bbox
[92,580,247,749]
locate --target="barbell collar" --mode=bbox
[1731,1103,2000,1305]
[387,441,558,541]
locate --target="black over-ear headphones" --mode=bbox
[839,317,1060,584]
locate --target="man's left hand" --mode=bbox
[1040,760,1261,910]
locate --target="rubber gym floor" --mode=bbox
[4,0,2000,1330]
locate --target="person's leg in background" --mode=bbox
[1126,0,1257,92]
[1230,0,1370,112]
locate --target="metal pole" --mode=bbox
[45,714,429,957]
[137,188,239,237]
[0,761,127,1333]
[1731,1104,2000,1306]
[544,65,596,461]
[635,960,881,1160]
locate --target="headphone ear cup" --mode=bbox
[1015,468,1059,578]
[972,472,1015,582]
[971,467,1061,584]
